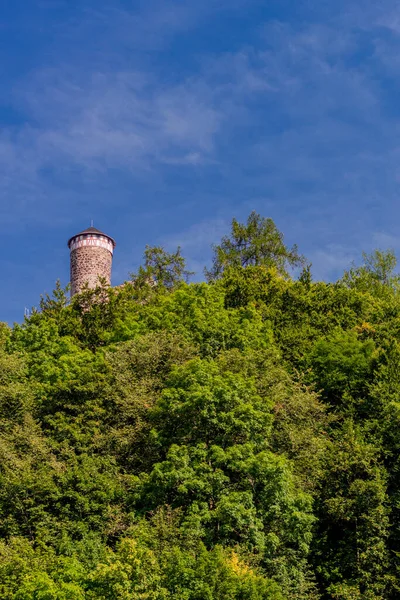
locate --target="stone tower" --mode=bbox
[67,226,116,296]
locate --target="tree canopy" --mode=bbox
[0,213,399,598]
[206,211,305,280]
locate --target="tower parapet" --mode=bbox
[68,226,116,296]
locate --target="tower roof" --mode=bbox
[68,226,116,248]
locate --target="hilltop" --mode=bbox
[0,213,398,599]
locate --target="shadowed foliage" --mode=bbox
[0,214,399,598]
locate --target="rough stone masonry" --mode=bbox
[68,226,116,296]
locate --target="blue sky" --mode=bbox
[2,0,400,323]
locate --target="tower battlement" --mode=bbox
[68,226,116,296]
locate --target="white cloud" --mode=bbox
[2,0,400,262]
[0,66,226,225]
[310,244,357,281]
[12,69,222,169]
[157,217,229,276]
[372,232,400,249]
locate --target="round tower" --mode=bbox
[67,226,116,296]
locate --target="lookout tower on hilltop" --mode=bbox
[67,225,116,296]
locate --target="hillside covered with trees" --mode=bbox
[0,213,399,599]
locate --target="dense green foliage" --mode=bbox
[1,215,400,598]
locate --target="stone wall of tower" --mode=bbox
[70,245,113,296]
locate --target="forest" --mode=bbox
[0,212,399,599]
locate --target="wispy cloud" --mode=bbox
[2,0,400,282]
[311,244,358,281]
[158,217,228,276]
[14,68,222,167]
[0,69,225,226]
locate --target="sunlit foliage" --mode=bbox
[0,214,399,598]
